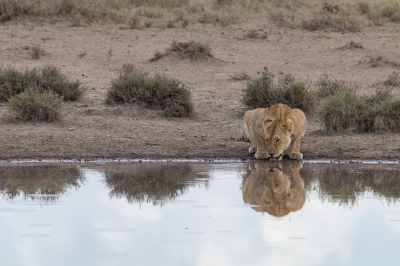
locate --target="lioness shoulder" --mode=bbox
[243,103,306,160]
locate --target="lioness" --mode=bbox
[242,161,305,217]
[243,103,306,161]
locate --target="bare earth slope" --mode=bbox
[0,21,399,160]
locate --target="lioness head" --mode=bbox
[263,118,293,161]
[261,167,292,215]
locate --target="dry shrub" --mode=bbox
[106,64,193,117]
[383,72,400,87]
[7,89,63,122]
[319,88,400,133]
[128,16,141,29]
[302,13,363,32]
[316,74,355,99]
[150,40,214,61]
[0,65,85,102]
[341,41,363,49]
[367,56,400,68]
[302,4,363,32]
[245,30,268,40]
[29,45,46,59]
[242,67,316,112]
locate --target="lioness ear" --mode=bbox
[283,119,293,134]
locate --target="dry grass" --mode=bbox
[1,0,400,30]
[245,30,268,40]
[383,72,400,87]
[106,64,193,117]
[28,45,46,59]
[150,40,214,61]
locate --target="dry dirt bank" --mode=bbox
[0,20,399,160]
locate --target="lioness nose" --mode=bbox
[269,153,274,157]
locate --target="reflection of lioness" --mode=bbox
[243,104,307,161]
[242,162,305,217]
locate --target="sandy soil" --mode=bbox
[0,19,399,160]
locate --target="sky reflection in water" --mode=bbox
[1,162,400,266]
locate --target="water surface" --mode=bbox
[1,162,400,266]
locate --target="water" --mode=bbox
[1,162,400,266]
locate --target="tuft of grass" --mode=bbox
[166,20,175,28]
[106,64,193,117]
[242,67,316,112]
[383,72,400,87]
[318,88,400,133]
[245,30,268,40]
[78,51,87,58]
[0,65,85,102]
[29,45,46,60]
[367,56,400,68]
[128,16,141,29]
[150,40,214,61]
[316,74,355,99]
[7,89,63,122]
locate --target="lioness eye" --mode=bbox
[276,139,280,143]
[265,139,269,143]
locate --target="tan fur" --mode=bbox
[243,103,307,160]
[242,162,305,217]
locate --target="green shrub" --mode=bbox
[318,88,400,133]
[0,65,85,102]
[7,89,64,122]
[106,64,193,117]
[242,67,316,112]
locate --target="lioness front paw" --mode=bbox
[249,147,257,154]
[289,152,303,160]
[254,152,268,160]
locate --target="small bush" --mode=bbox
[29,45,45,59]
[245,30,268,40]
[316,74,355,98]
[7,89,63,122]
[319,88,400,133]
[106,64,193,117]
[0,65,85,102]
[150,40,214,61]
[242,67,316,112]
[383,72,400,87]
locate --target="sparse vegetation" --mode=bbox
[242,67,316,112]
[302,13,363,32]
[366,56,400,68]
[319,88,400,133]
[316,74,355,98]
[29,45,46,59]
[128,16,141,29]
[383,72,400,87]
[245,30,268,40]
[0,65,85,102]
[150,40,213,61]
[106,64,193,117]
[7,89,64,122]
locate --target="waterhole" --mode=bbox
[1,161,400,265]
